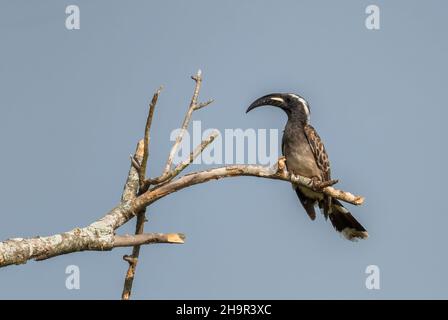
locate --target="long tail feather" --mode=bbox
[329,199,368,241]
[295,187,316,220]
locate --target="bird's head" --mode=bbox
[246,93,310,123]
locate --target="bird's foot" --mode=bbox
[310,178,339,191]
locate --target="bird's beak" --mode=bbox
[246,94,286,113]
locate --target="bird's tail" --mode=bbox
[328,199,368,241]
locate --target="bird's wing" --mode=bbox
[304,124,331,181]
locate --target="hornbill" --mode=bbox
[246,93,368,241]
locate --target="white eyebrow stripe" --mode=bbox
[289,94,310,118]
[300,99,310,116]
[289,93,299,98]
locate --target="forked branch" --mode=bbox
[0,71,365,301]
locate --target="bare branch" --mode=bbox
[123,255,137,263]
[0,68,365,305]
[133,161,365,211]
[121,87,162,300]
[121,77,212,299]
[114,233,185,247]
[122,141,145,203]
[0,230,184,266]
[121,209,146,300]
[194,99,214,111]
[162,70,210,175]
[139,87,162,187]
[0,160,363,267]
[144,131,219,187]
[1,141,154,267]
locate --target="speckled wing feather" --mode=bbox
[303,124,331,181]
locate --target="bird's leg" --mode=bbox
[320,179,339,188]
[309,177,321,191]
[309,177,339,191]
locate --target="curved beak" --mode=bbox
[246,93,286,113]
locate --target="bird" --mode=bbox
[246,93,368,240]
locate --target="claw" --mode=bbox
[320,179,339,188]
[310,178,339,191]
[309,177,320,191]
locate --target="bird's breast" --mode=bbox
[283,131,322,179]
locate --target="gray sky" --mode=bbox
[1,0,447,299]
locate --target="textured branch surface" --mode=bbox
[0,141,182,267]
[115,233,185,247]
[121,87,163,300]
[0,156,362,268]
[0,227,183,266]
[133,161,364,211]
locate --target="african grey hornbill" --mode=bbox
[246,93,368,240]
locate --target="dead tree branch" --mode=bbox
[0,70,365,300]
[0,141,184,267]
[121,71,215,299]
[122,88,162,300]
[115,233,185,247]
